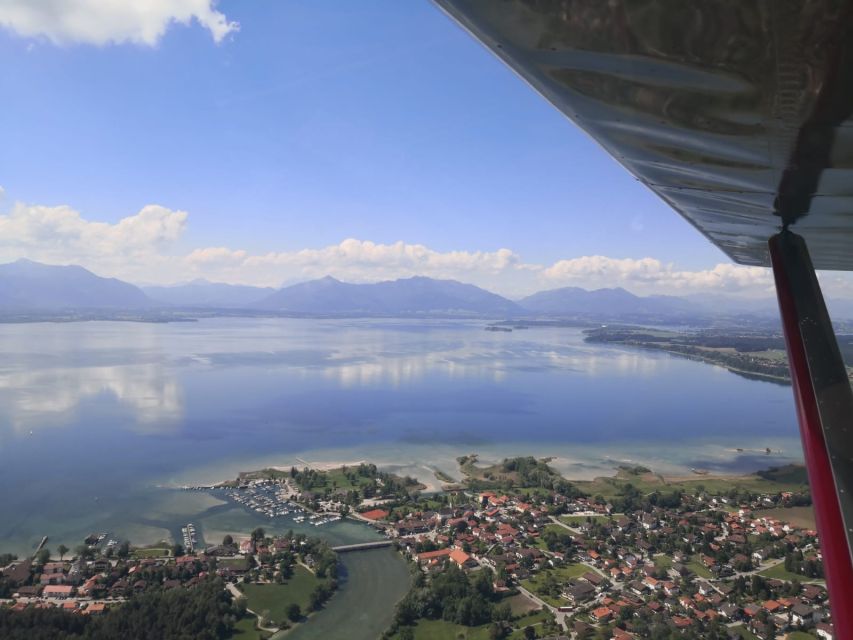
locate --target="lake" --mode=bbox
[0,318,802,636]
[0,317,802,554]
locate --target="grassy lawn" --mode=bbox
[559,515,612,526]
[518,577,562,609]
[220,557,251,571]
[513,609,550,626]
[133,547,171,559]
[729,625,760,640]
[686,559,713,579]
[758,506,816,529]
[505,594,541,616]
[786,632,818,640]
[520,564,592,608]
[550,564,592,580]
[533,524,572,549]
[230,614,271,640]
[573,468,807,502]
[403,619,492,640]
[758,562,823,584]
[395,610,553,640]
[238,566,323,626]
[653,555,672,571]
[507,610,555,640]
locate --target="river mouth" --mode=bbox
[279,547,411,640]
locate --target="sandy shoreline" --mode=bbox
[161,436,805,492]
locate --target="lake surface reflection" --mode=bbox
[0,318,801,555]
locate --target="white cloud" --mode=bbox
[0,0,238,46]
[542,256,775,295]
[1,197,834,299]
[0,202,188,282]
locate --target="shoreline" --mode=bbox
[161,437,804,492]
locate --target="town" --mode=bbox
[0,457,833,640]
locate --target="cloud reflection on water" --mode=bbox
[0,363,183,436]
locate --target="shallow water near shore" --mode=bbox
[0,317,801,557]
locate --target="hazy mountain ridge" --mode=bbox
[519,286,702,317]
[255,275,522,315]
[142,280,274,308]
[1,259,845,321]
[0,259,150,309]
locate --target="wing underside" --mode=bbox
[434,0,853,270]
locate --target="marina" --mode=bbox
[204,479,344,527]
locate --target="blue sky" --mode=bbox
[0,0,846,300]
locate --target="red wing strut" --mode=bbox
[434,1,853,634]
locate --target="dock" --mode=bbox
[32,535,48,559]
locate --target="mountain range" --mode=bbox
[0,259,150,309]
[142,280,274,308]
[0,258,831,320]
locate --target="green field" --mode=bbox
[506,610,554,640]
[396,610,553,640]
[402,619,492,640]
[231,614,271,640]
[559,515,613,526]
[532,524,573,549]
[220,557,250,571]
[758,562,823,584]
[758,506,816,529]
[572,466,808,501]
[520,564,593,608]
[686,559,713,579]
[729,625,760,640]
[786,632,818,640]
[132,547,171,559]
[505,594,541,616]
[238,567,324,626]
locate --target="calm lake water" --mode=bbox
[0,317,802,554]
[0,318,801,636]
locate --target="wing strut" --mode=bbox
[770,230,853,637]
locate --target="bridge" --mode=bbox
[331,540,395,553]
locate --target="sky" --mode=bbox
[0,0,851,301]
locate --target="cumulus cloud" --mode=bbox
[542,256,775,295]
[0,202,188,282]
[0,0,238,46]
[0,197,816,299]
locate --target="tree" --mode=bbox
[287,603,301,622]
[36,548,50,565]
[117,541,130,559]
[251,527,266,542]
[57,544,69,561]
[76,545,94,561]
[524,625,536,640]
[223,535,233,546]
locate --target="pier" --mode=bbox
[32,536,48,559]
[331,540,394,553]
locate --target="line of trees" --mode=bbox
[0,578,241,640]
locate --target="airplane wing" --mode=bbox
[433,1,853,635]
[434,0,853,269]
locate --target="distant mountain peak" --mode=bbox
[256,275,520,316]
[0,259,150,310]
